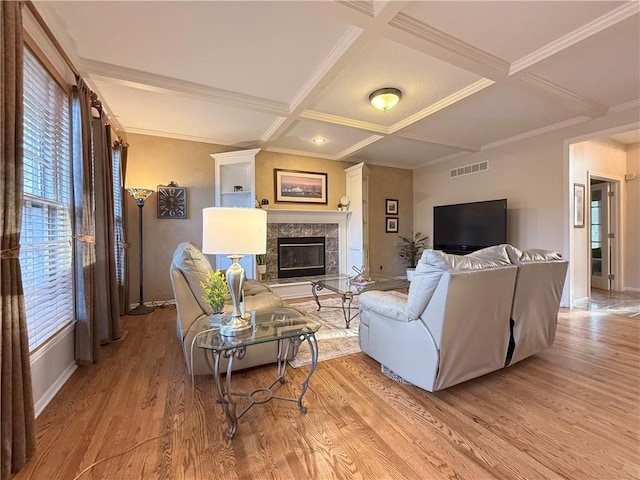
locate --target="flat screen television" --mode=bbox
[433,199,507,255]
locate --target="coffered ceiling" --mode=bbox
[33,1,640,169]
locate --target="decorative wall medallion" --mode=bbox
[157,182,187,219]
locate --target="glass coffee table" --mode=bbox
[197,307,321,439]
[310,274,409,328]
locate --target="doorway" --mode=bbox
[589,177,619,292]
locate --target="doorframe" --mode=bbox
[587,171,625,293]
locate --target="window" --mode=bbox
[112,145,125,285]
[20,47,74,351]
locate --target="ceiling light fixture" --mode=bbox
[312,136,326,144]
[369,87,402,111]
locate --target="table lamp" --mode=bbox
[202,207,267,336]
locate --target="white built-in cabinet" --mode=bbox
[345,162,370,274]
[210,148,260,278]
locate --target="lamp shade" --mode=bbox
[202,207,267,255]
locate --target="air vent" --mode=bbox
[450,161,488,178]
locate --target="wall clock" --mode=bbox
[157,182,187,219]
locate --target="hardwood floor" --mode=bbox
[14,302,639,480]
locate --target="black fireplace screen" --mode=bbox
[277,237,326,278]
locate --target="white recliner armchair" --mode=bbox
[359,245,568,392]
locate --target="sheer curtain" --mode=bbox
[0,3,36,478]
[72,79,98,364]
[113,140,130,315]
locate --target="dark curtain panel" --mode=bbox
[72,80,98,365]
[92,118,121,343]
[0,3,37,478]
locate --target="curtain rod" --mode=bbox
[24,1,80,78]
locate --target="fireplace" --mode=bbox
[277,237,326,278]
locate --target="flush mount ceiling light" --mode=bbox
[312,136,326,144]
[369,87,402,111]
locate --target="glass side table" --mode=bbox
[196,307,321,439]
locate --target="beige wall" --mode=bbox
[413,108,639,307]
[126,135,413,303]
[367,164,413,277]
[626,143,640,291]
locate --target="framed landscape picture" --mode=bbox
[386,198,398,215]
[385,217,399,233]
[274,169,328,204]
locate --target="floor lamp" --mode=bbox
[202,207,267,336]
[127,188,155,315]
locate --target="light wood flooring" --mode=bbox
[14,300,640,480]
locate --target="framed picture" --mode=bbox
[274,169,327,204]
[386,198,398,215]
[385,217,399,233]
[573,183,585,228]
[157,183,187,219]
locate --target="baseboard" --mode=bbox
[623,287,640,292]
[267,280,333,299]
[34,362,77,417]
[572,296,589,307]
[128,299,176,310]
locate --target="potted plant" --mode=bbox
[200,270,228,323]
[399,232,429,281]
[256,253,267,280]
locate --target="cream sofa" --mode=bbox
[358,245,568,392]
[170,241,288,375]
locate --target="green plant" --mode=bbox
[200,270,227,313]
[256,253,267,265]
[398,232,429,268]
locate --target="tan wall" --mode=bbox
[626,143,640,291]
[125,135,413,302]
[367,165,413,277]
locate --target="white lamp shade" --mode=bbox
[202,207,267,255]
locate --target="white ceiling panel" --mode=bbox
[91,78,280,144]
[403,84,579,147]
[40,1,351,103]
[33,1,640,169]
[401,1,626,62]
[353,137,463,169]
[310,38,484,127]
[269,119,376,157]
[528,16,640,107]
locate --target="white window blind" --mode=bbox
[112,146,125,285]
[20,47,74,351]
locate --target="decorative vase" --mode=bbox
[257,265,267,275]
[210,312,225,327]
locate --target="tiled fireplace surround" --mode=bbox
[264,210,350,282]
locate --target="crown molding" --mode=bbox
[260,117,288,143]
[389,79,494,133]
[335,135,385,159]
[389,13,510,75]
[122,126,257,147]
[608,98,640,114]
[509,2,640,75]
[264,147,337,161]
[481,116,590,150]
[519,73,608,117]
[416,151,472,169]
[337,0,374,18]
[289,27,363,112]
[396,132,479,152]
[80,58,289,117]
[300,110,389,134]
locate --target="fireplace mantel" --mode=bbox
[266,209,350,224]
[265,209,350,277]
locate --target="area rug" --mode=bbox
[287,297,361,368]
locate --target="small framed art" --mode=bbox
[385,217,399,233]
[157,182,187,219]
[386,198,398,215]
[274,169,328,204]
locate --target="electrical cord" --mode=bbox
[72,325,219,480]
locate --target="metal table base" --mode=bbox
[208,333,319,440]
[311,282,358,328]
